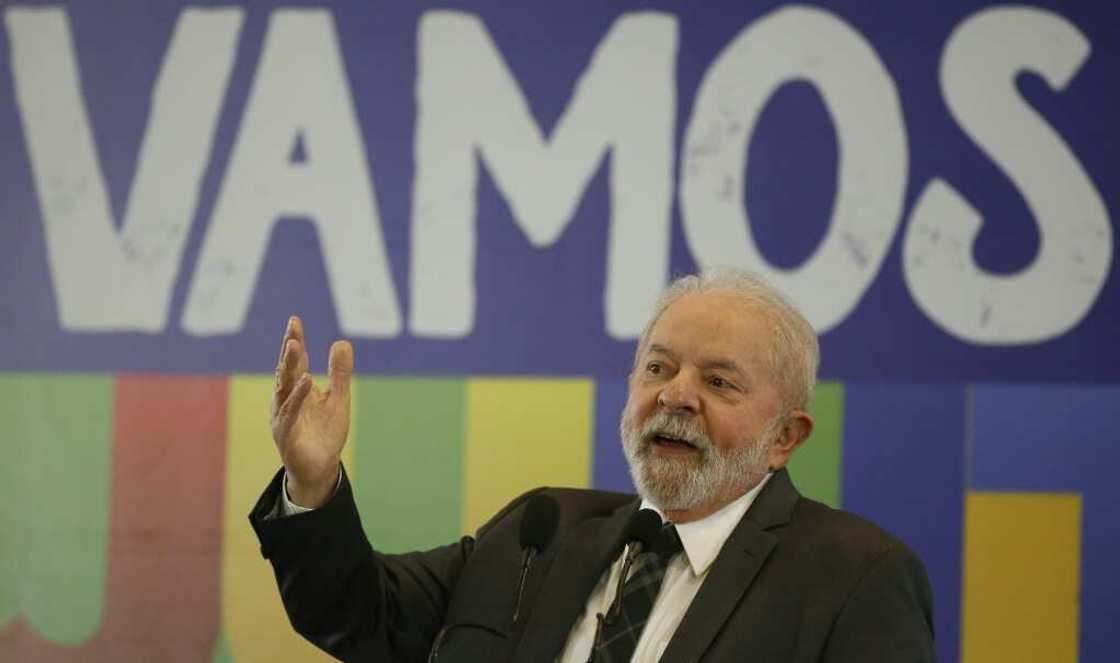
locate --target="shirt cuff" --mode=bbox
[279,467,342,516]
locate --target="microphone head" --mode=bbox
[519,494,561,552]
[624,508,663,550]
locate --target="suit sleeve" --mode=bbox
[820,544,936,663]
[248,466,469,662]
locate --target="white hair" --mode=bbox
[633,268,819,411]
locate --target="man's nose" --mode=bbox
[657,375,700,413]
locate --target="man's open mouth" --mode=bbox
[649,434,699,451]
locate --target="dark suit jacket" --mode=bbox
[249,467,934,662]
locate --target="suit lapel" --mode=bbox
[659,470,800,662]
[512,499,637,662]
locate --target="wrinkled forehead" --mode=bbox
[641,291,778,374]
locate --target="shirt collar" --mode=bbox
[640,473,773,577]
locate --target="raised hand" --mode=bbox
[270,315,353,508]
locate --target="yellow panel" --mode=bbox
[462,378,593,535]
[221,375,354,662]
[961,492,1081,663]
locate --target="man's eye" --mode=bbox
[646,362,661,374]
[709,376,730,388]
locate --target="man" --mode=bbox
[250,269,934,662]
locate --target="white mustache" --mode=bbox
[639,411,712,452]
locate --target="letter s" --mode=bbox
[904,6,1111,344]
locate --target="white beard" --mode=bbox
[619,406,778,512]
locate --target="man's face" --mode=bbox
[620,290,786,515]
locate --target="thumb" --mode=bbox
[327,340,354,400]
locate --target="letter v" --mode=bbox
[5,7,243,331]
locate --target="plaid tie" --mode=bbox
[593,523,684,663]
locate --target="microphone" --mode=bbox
[607,509,661,620]
[586,508,663,663]
[512,494,560,624]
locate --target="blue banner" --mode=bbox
[1,1,1116,379]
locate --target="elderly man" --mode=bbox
[250,269,934,662]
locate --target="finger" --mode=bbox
[275,338,303,405]
[291,316,311,376]
[276,372,313,438]
[327,340,353,401]
[275,315,306,369]
[289,314,305,342]
[276,315,297,363]
[274,316,300,379]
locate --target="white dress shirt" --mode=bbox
[557,474,772,663]
[280,472,773,662]
[280,474,317,515]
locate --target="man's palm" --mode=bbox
[270,316,353,507]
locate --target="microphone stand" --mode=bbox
[607,542,643,621]
[511,546,537,624]
[585,541,644,663]
[584,613,607,663]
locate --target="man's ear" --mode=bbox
[767,410,814,471]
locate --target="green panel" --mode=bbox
[211,629,235,663]
[0,374,113,641]
[786,381,843,508]
[352,378,464,553]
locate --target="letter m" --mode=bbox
[411,11,677,338]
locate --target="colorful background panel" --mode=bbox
[1,375,227,661]
[0,375,1113,661]
[969,385,1119,663]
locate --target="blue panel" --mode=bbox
[843,382,966,663]
[971,384,1120,663]
[592,378,634,493]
